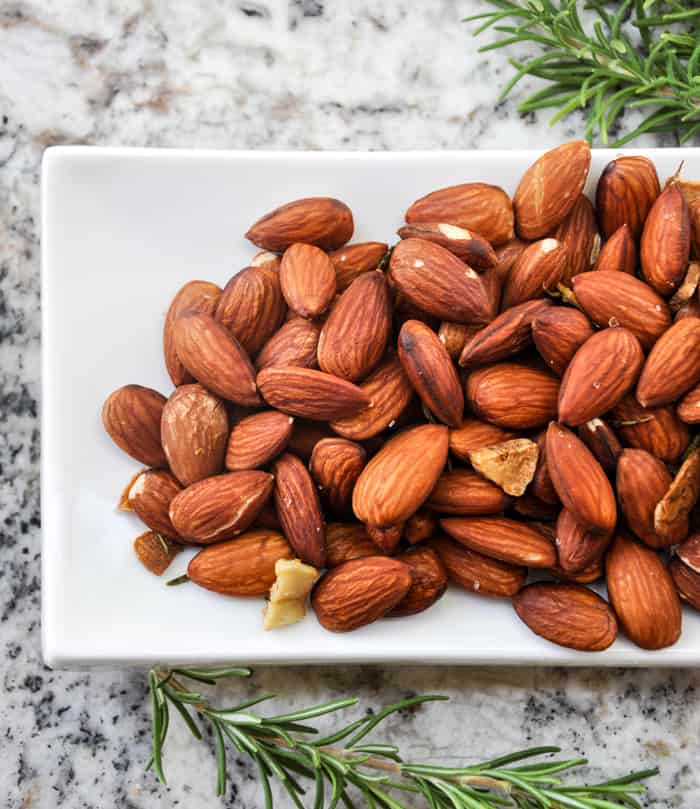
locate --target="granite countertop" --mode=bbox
[0,1,697,807]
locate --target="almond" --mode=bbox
[532,306,594,377]
[310,437,366,517]
[366,523,404,554]
[448,418,516,461]
[188,530,293,596]
[253,502,283,532]
[430,534,525,597]
[677,533,700,574]
[279,242,337,318]
[555,195,600,283]
[550,557,603,585]
[637,318,700,407]
[246,197,354,252]
[654,446,700,544]
[555,508,611,574]
[669,262,700,312]
[405,183,514,245]
[576,418,622,475]
[468,438,538,497]
[595,155,661,240]
[546,422,616,535]
[610,394,689,463]
[500,238,567,310]
[606,533,681,650]
[353,424,448,527]
[427,469,511,515]
[572,271,671,350]
[458,299,551,368]
[465,363,559,429]
[513,141,591,239]
[438,322,480,360]
[173,312,260,406]
[133,531,181,576]
[127,469,182,537]
[317,272,392,381]
[640,183,691,295]
[690,198,700,259]
[530,429,558,505]
[398,319,464,427]
[257,366,369,421]
[513,583,617,652]
[388,238,492,324]
[678,382,700,424]
[272,452,326,568]
[161,384,229,486]
[325,523,379,567]
[163,280,222,386]
[255,317,321,372]
[388,546,447,617]
[397,223,497,269]
[494,238,528,279]
[670,557,700,611]
[102,384,168,467]
[593,224,636,274]
[441,516,555,568]
[287,419,335,461]
[328,242,388,291]
[514,495,563,522]
[405,509,437,545]
[675,295,700,321]
[311,556,412,632]
[225,411,294,471]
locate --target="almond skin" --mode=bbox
[245,197,354,252]
[388,546,448,617]
[610,394,689,463]
[532,307,594,377]
[494,238,528,278]
[257,366,370,421]
[288,419,335,461]
[310,437,367,517]
[441,516,555,568]
[593,224,636,274]
[405,509,437,544]
[576,418,622,475]
[225,411,294,471]
[677,533,700,573]
[546,422,616,535]
[670,557,700,611]
[430,534,526,597]
[188,530,293,596]
[173,312,261,406]
[127,469,182,537]
[102,384,168,467]
[272,452,326,568]
[328,242,388,291]
[161,384,229,486]
[500,238,567,310]
[366,523,404,554]
[678,382,700,423]
[595,155,660,240]
[555,195,600,283]
[637,318,700,407]
[640,183,691,295]
[397,223,497,269]
[280,242,337,318]
[353,424,448,527]
[465,363,559,430]
[169,471,274,544]
[572,271,671,351]
[654,447,700,545]
[427,470,512,515]
[531,429,558,505]
[317,272,392,381]
[255,318,321,372]
[558,328,644,427]
[513,583,617,652]
[448,418,516,462]
[405,183,514,245]
[311,556,412,632]
[398,320,464,427]
[388,238,492,324]
[513,141,591,239]
[134,531,181,576]
[606,533,682,650]
[163,280,222,386]
[438,322,480,360]
[325,523,379,567]
[555,508,611,574]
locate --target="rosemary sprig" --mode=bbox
[148,666,658,807]
[467,0,700,145]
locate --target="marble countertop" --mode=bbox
[0,1,697,807]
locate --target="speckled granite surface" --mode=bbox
[0,1,697,807]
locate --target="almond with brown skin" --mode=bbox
[310,437,366,517]
[328,242,388,291]
[317,272,392,381]
[572,271,671,350]
[606,533,682,650]
[654,446,700,544]
[312,556,412,632]
[689,198,700,259]
[610,394,689,463]
[558,328,643,427]
[500,238,567,310]
[253,502,283,532]
[134,531,181,576]
[468,439,539,497]
[513,583,617,652]
[225,411,294,471]
[458,299,551,368]
[255,318,321,372]
[188,530,293,596]
[555,508,611,574]
[127,469,182,537]
[466,363,559,430]
[257,366,369,421]
[288,419,335,461]
[577,418,622,474]
[670,557,700,611]
[397,223,497,269]
[669,262,700,312]
[677,533,700,573]
[513,141,591,239]
[161,384,229,486]
[532,307,594,377]
[405,183,514,245]
[398,320,464,427]
[678,382,700,423]
[246,197,353,252]
[675,295,700,321]
[448,418,516,462]
[595,155,660,240]
[405,509,437,544]
[513,494,560,522]
[163,280,222,386]
[593,224,636,274]
[546,422,616,535]
[637,318,700,407]
[555,195,600,283]
[272,452,326,568]
[102,384,168,468]
[325,523,379,567]
[353,424,448,527]
[427,470,511,515]
[640,183,691,295]
[366,523,404,554]
[279,242,337,318]
[389,546,448,617]
[531,430,558,505]
[388,239,492,324]
[438,322,480,360]
[494,238,528,279]
[441,516,555,568]
[430,534,525,597]
[550,558,603,585]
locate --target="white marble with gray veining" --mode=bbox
[0,1,697,807]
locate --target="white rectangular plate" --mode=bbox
[42,146,700,668]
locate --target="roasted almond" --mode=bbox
[427,469,511,515]
[254,317,321,372]
[531,306,594,377]
[654,446,700,545]
[225,410,294,471]
[438,322,480,360]
[677,533,700,574]
[397,222,497,269]
[555,508,611,574]
[468,438,538,497]
[127,469,182,537]
[279,242,337,318]
[405,509,437,545]
[102,384,168,467]
[678,382,700,424]
[637,318,700,407]
[325,523,379,567]
[670,557,700,611]
[448,418,516,462]
[310,437,367,517]
[366,523,404,554]
[246,197,354,252]
[669,262,700,312]
[593,224,636,274]
[595,155,660,240]
[441,516,555,568]
[576,418,622,475]
[555,195,600,283]
[288,419,335,461]
[530,429,558,505]
[494,238,528,279]
[328,242,388,291]
[388,546,448,617]
[134,531,181,576]
[430,534,525,597]
[500,238,567,310]
[640,183,690,295]
[610,394,689,463]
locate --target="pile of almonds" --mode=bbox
[103,141,700,650]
